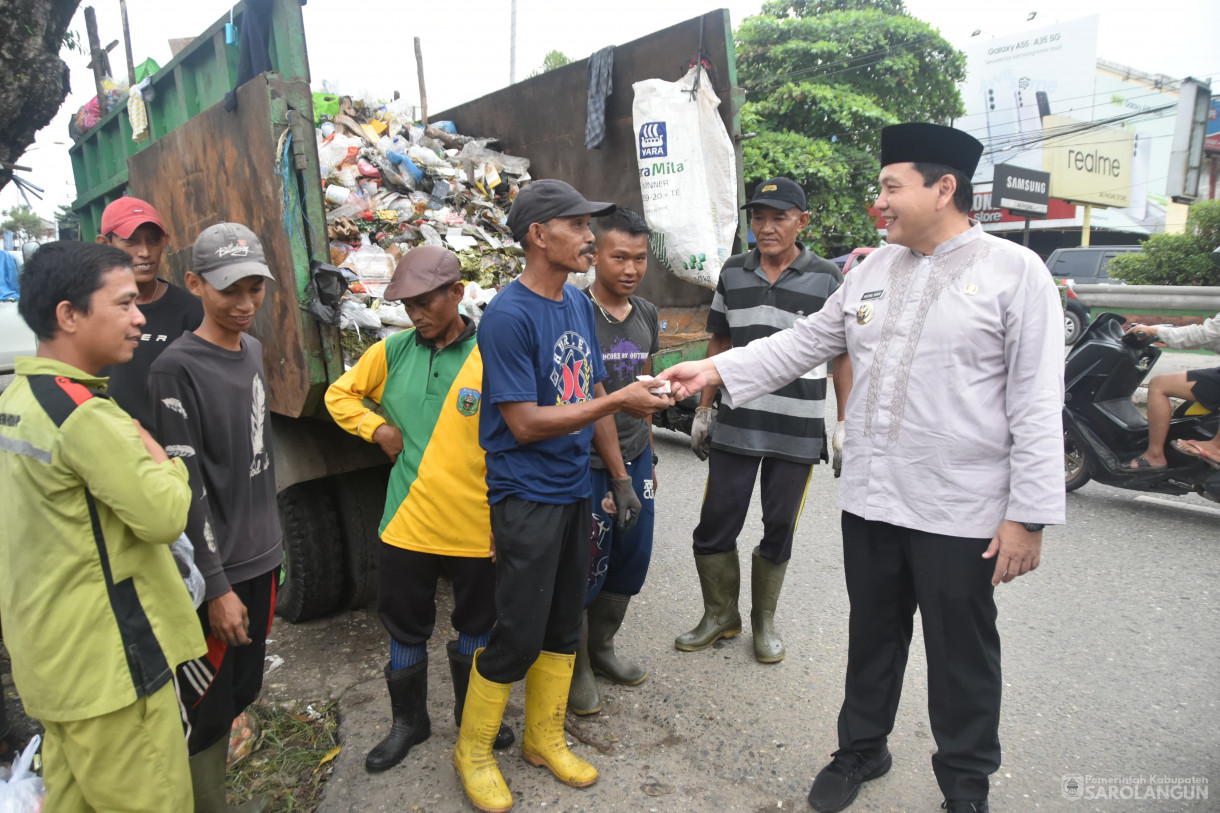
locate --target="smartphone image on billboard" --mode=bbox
[1036,90,1051,118]
[983,86,1022,166]
[1126,130,1152,220]
[1015,89,1043,135]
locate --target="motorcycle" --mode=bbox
[1063,312,1220,502]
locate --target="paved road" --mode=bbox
[260,376,1219,813]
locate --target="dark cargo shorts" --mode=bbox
[1186,367,1220,411]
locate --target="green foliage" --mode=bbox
[55,203,80,240]
[763,0,906,16]
[736,0,966,254]
[1188,198,1220,251]
[527,50,571,79]
[1,205,44,240]
[1109,201,1220,286]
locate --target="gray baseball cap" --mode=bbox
[191,222,275,289]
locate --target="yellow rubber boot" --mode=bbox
[453,649,513,813]
[521,651,599,788]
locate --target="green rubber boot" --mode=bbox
[567,614,601,715]
[587,591,646,685]
[674,550,742,651]
[189,737,270,813]
[750,546,789,663]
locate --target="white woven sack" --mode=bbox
[632,66,738,290]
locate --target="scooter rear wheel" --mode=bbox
[1065,429,1091,492]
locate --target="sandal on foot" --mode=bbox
[1171,439,1220,470]
[1119,455,1167,472]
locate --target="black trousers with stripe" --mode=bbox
[692,447,813,564]
[177,570,277,753]
[837,512,1001,801]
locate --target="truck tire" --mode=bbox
[1064,428,1091,492]
[276,481,344,623]
[334,466,391,610]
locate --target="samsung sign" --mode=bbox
[993,163,1050,216]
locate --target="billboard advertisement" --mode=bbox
[1041,114,1133,207]
[959,16,1100,185]
[1208,98,1220,153]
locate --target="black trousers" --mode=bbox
[478,497,590,684]
[178,570,277,753]
[376,545,497,645]
[693,448,813,564]
[837,512,1001,801]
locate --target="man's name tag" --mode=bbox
[861,289,884,301]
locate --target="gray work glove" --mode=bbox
[608,477,642,534]
[690,406,715,461]
[832,421,845,479]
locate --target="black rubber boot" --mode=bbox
[587,591,646,685]
[364,660,432,773]
[447,640,514,749]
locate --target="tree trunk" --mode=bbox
[0,0,81,192]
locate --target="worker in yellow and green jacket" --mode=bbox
[0,241,205,812]
[325,245,513,774]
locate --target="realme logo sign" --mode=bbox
[1042,114,1132,207]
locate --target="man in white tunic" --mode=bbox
[658,123,1065,813]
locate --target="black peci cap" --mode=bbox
[880,123,984,177]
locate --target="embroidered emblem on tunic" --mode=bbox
[964,284,979,296]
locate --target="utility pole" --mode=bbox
[509,0,517,84]
[84,7,110,115]
[415,37,428,128]
[119,0,136,86]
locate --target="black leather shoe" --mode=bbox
[806,747,893,812]
[942,801,989,813]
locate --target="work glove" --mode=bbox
[832,421,845,479]
[607,477,642,534]
[691,406,715,461]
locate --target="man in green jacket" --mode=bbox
[0,241,205,812]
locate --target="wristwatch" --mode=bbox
[1020,522,1045,533]
[652,453,659,466]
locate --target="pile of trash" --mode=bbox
[316,92,531,361]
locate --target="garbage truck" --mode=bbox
[69,0,742,622]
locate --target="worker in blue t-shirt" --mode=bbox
[452,180,672,813]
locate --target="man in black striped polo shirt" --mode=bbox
[676,177,850,664]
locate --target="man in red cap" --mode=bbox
[96,196,202,428]
[659,123,1064,813]
[325,245,514,774]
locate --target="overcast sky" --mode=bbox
[5,0,1218,221]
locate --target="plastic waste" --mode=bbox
[458,141,530,176]
[339,300,383,333]
[407,144,443,168]
[377,302,413,327]
[348,244,395,281]
[0,734,45,813]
